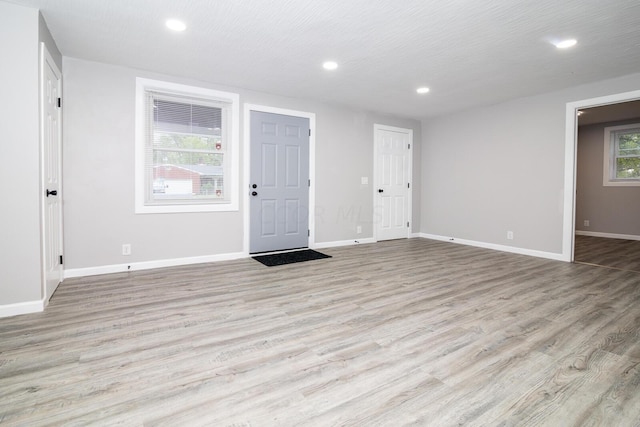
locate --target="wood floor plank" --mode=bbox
[575,235,640,273]
[1,238,640,425]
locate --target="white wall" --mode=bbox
[62,58,421,272]
[421,72,640,256]
[0,3,42,306]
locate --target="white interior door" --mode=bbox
[41,43,63,303]
[374,125,412,241]
[249,111,310,253]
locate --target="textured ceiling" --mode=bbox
[8,0,640,119]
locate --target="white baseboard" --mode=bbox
[314,238,376,249]
[575,230,640,241]
[64,239,380,279]
[0,299,44,318]
[61,231,571,282]
[417,233,566,262]
[63,239,383,279]
[64,251,246,279]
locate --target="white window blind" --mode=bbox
[144,91,230,205]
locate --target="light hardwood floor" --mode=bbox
[575,234,640,273]
[1,238,640,426]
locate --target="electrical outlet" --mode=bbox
[507,231,514,240]
[584,220,590,227]
[356,225,362,234]
[122,244,131,256]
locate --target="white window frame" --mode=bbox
[603,123,640,187]
[135,78,239,213]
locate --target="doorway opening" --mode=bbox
[564,90,640,268]
[573,100,640,273]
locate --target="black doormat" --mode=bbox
[252,249,332,267]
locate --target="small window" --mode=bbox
[135,78,239,213]
[603,123,640,186]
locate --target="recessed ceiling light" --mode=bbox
[416,87,430,94]
[554,39,577,49]
[166,19,187,32]
[323,61,338,71]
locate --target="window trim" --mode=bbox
[602,123,640,187]
[135,78,239,213]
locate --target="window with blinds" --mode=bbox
[135,78,239,213]
[603,123,640,187]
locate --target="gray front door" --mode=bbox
[250,111,310,253]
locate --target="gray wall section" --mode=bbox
[421,72,640,255]
[62,57,421,269]
[575,118,640,236]
[0,2,42,304]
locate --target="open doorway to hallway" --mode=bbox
[574,100,640,272]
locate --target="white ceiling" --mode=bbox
[8,0,640,119]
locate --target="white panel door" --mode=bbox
[375,126,412,241]
[41,44,63,303]
[250,111,310,253]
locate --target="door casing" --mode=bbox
[244,104,316,255]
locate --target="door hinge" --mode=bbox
[407,222,410,228]
[308,229,310,237]
[309,129,311,136]
[57,98,61,108]
[408,143,411,149]
[407,182,410,189]
[59,255,63,265]
[308,179,311,187]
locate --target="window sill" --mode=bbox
[135,201,238,214]
[603,180,640,187]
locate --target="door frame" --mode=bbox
[373,124,413,242]
[243,104,316,255]
[563,89,640,262]
[40,42,64,304]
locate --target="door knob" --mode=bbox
[252,184,257,189]
[251,191,258,196]
[46,189,58,197]
[378,189,384,193]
